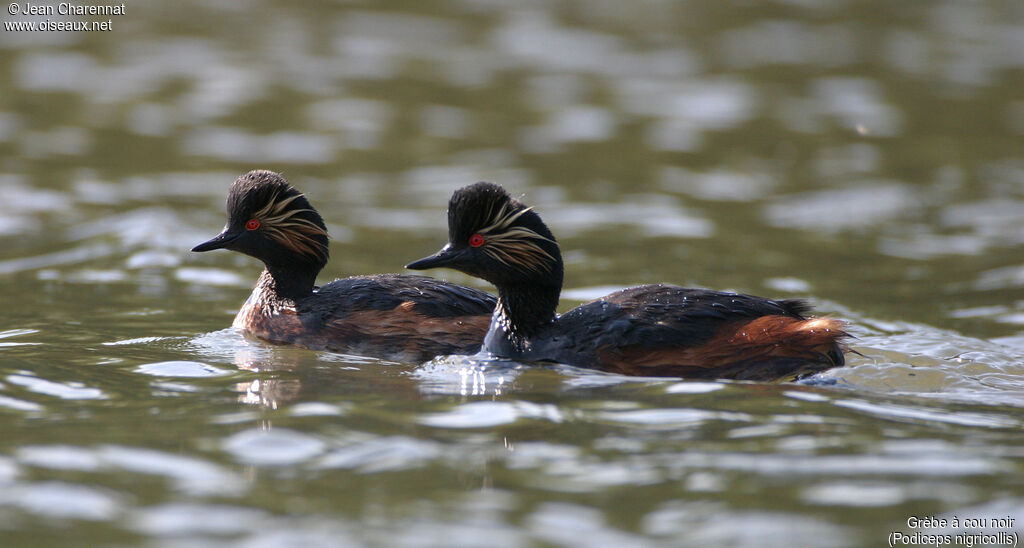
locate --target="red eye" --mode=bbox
[245,219,260,231]
[469,233,485,247]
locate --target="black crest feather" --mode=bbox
[447,182,521,245]
[228,170,329,266]
[446,182,561,280]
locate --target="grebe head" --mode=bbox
[192,170,329,271]
[407,182,562,289]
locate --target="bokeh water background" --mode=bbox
[1,0,1024,546]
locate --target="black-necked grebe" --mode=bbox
[407,182,847,380]
[192,170,496,362]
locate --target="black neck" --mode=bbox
[493,282,560,344]
[262,262,319,301]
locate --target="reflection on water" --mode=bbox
[2,0,1024,546]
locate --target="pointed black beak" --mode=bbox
[192,229,241,252]
[406,244,463,271]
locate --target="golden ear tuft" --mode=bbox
[477,202,556,275]
[253,191,328,262]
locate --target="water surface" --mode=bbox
[1,0,1023,546]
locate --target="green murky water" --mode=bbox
[1,1,1023,546]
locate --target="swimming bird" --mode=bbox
[192,170,496,362]
[407,182,846,380]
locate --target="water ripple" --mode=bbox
[130,503,271,537]
[316,435,442,473]
[0,481,121,521]
[222,428,326,466]
[98,446,245,496]
[419,400,563,429]
[6,374,106,400]
[134,360,232,378]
